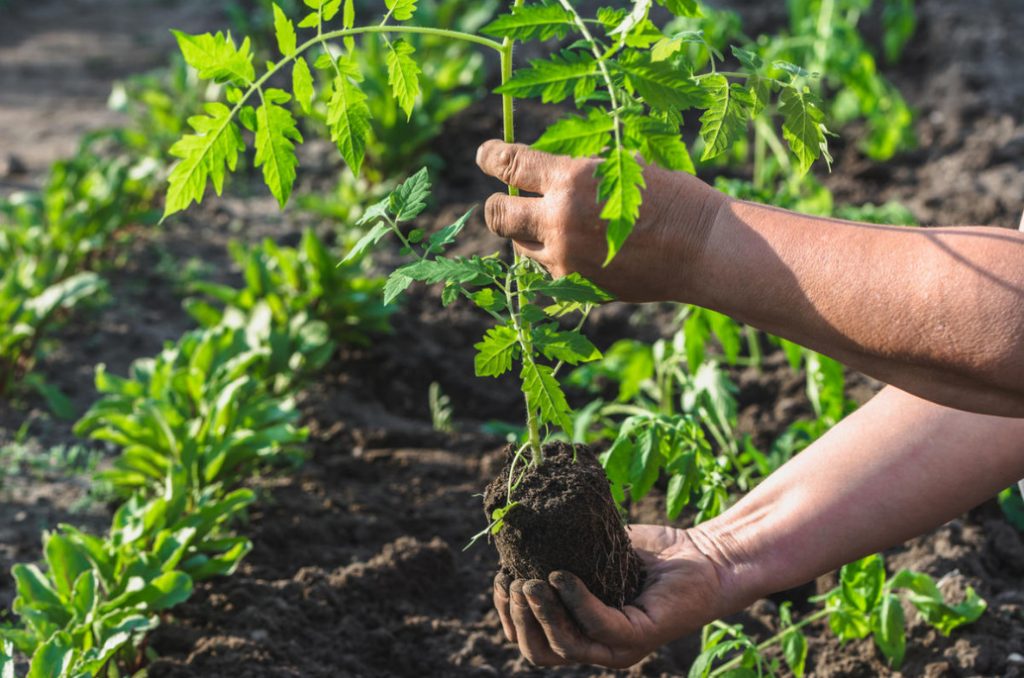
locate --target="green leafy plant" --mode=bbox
[161,0,837,471]
[693,554,986,676]
[185,228,391,347]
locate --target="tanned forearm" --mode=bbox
[686,201,1024,417]
[695,387,1024,610]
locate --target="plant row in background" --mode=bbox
[0,138,159,413]
[0,224,388,675]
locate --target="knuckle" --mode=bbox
[484,194,506,235]
[500,145,526,186]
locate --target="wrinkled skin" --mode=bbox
[492,525,727,669]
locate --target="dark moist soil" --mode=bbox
[484,443,645,609]
[1,0,1023,675]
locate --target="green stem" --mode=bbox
[708,609,832,677]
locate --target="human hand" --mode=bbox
[475,140,729,303]
[492,525,733,669]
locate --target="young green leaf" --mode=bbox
[165,102,246,217]
[385,0,417,21]
[481,3,576,41]
[533,109,614,157]
[496,50,600,104]
[342,221,391,264]
[625,116,694,173]
[521,362,574,435]
[399,257,492,286]
[384,270,414,304]
[872,592,907,668]
[527,273,613,304]
[327,72,371,175]
[255,94,303,207]
[386,40,421,120]
[474,325,519,377]
[292,56,315,114]
[272,2,297,56]
[532,324,600,365]
[699,75,753,161]
[780,86,831,175]
[172,30,255,85]
[427,209,473,254]
[615,54,706,113]
[596,147,645,263]
[389,167,430,221]
[840,554,885,613]
[782,629,808,677]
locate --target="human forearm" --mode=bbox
[695,387,1024,611]
[685,200,1024,416]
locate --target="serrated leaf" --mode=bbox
[527,272,613,303]
[614,52,707,112]
[399,257,492,286]
[533,109,614,157]
[427,209,472,253]
[386,40,421,120]
[273,3,297,56]
[521,362,573,435]
[780,86,831,175]
[625,116,694,173]
[496,50,600,104]
[172,30,255,85]
[343,0,355,50]
[596,147,645,262]
[699,75,753,161]
[481,3,576,40]
[322,0,341,20]
[385,0,417,21]
[165,102,246,217]
[342,221,390,264]
[389,167,430,221]
[327,73,371,175]
[383,271,414,304]
[532,325,600,364]
[255,95,303,207]
[293,56,314,113]
[474,325,519,377]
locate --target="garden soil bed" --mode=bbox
[0,0,1023,675]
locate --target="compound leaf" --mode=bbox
[385,0,417,21]
[389,167,430,221]
[292,56,315,113]
[165,102,246,217]
[327,71,371,175]
[172,30,255,85]
[386,40,421,119]
[699,75,753,161]
[255,95,303,207]
[780,85,831,175]
[496,50,599,104]
[596,147,645,262]
[521,362,573,435]
[533,109,614,157]
[272,2,297,56]
[475,325,519,377]
[615,52,706,112]
[481,3,576,40]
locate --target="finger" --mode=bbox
[549,571,631,645]
[484,193,546,243]
[494,572,516,642]
[510,579,568,666]
[476,140,563,194]
[523,579,615,665]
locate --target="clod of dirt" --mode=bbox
[483,443,644,608]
